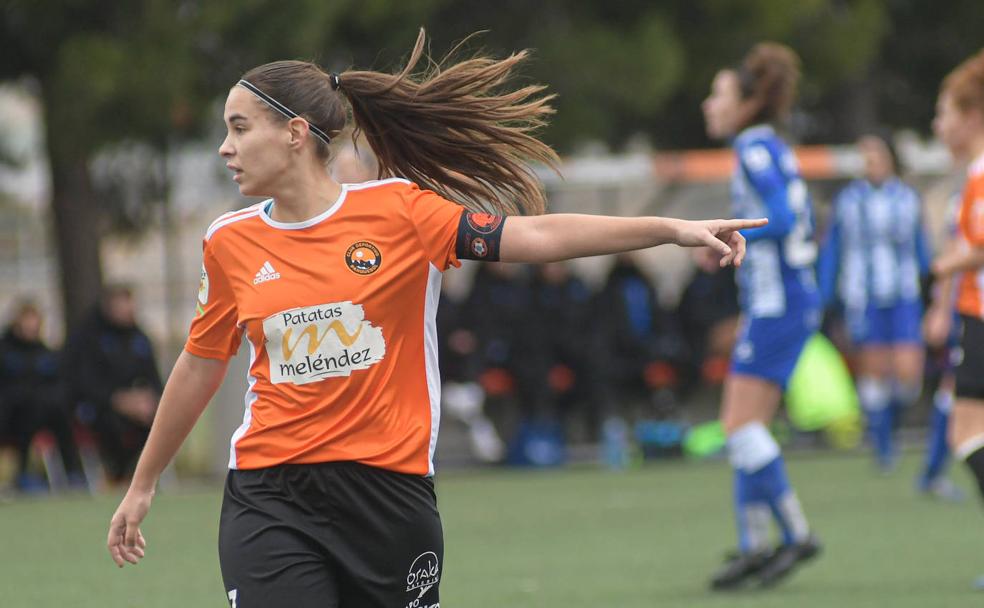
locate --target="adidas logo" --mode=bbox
[253,261,281,285]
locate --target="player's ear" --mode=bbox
[286,117,309,150]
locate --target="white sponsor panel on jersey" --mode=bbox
[263,301,386,385]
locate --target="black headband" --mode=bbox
[237,79,332,145]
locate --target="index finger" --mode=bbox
[108,517,127,565]
[108,533,126,567]
[718,218,768,231]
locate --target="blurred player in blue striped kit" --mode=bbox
[700,43,822,591]
[818,134,932,473]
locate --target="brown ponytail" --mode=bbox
[736,42,801,127]
[241,29,559,215]
[339,29,559,215]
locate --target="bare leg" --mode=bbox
[720,373,782,435]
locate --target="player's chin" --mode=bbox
[704,125,724,141]
[237,180,263,197]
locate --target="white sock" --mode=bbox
[777,491,810,543]
[857,377,891,413]
[742,503,773,553]
[728,422,780,473]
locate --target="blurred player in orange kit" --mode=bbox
[929,47,984,591]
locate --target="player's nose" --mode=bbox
[219,134,234,159]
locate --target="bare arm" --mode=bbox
[925,237,963,347]
[933,272,956,311]
[924,270,955,349]
[933,245,984,276]
[930,227,960,311]
[107,349,228,567]
[499,213,767,267]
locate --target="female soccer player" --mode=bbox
[930,47,984,589]
[700,42,822,590]
[105,30,764,607]
[817,133,931,472]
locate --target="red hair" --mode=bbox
[942,48,984,114]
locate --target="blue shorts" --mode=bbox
[846,300,922,346]
[731,307,820,389]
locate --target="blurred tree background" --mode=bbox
[2,0,983,332]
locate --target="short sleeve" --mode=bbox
[402,183,466,271]
[961,178,984,247]
[185,240,243,360]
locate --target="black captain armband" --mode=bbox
[455,211,506,261]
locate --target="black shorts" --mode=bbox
[955,315,984,400]
[218,461,443,608]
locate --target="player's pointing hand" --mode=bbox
[674,218,767,268]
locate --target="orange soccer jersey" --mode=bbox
[957,154,984,319]
[186,178,466,476]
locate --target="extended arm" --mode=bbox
[498,214,767,266]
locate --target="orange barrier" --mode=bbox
[652,145,841,183]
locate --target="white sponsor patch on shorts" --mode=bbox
[406,551,440,601]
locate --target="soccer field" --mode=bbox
[2,452,981,607]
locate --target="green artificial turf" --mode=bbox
[1,453,980,607]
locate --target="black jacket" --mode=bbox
[0,329,62,407]
[62,309,163,412]
[597,262,688,364]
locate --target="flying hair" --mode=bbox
[240,29,560,215]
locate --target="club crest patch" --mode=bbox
[466,213,504,235]
[470,237,488,258]
[345,241,382,275]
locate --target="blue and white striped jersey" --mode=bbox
[730,125,820,318]
[818,177,930,310]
